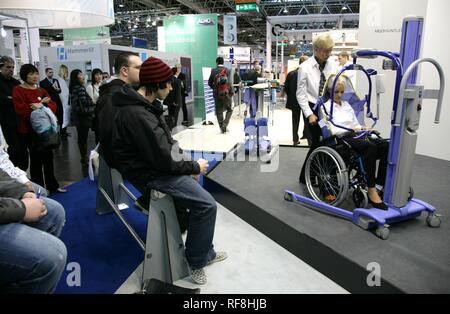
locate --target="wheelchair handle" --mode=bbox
[396,58,445,125]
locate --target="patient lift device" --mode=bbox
[284,17,445,239]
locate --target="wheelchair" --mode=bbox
[304,130,390,209]
[302,74,391,209]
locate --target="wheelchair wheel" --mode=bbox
[353,188,369,208]
[305,146,349,207]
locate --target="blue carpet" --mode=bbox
[50,154,219,294]
[51,178,146,294]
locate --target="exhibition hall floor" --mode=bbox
[51,106,450,293]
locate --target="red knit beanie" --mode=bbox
[139,57,173,85]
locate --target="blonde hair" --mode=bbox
[328,77,346,91]
[338,51,350,59]
[313,33,334,51]
[58,64,69,80]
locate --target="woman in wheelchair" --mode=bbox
[323,79,389,210]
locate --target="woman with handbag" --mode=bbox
[12,64,66,194]
[69,69,95,166]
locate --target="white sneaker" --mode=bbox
[190,268,207,285]
[207,251,228,266]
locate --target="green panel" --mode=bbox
[164,14,218,121]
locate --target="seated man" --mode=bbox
[323,78,389,210]
[111,57,227,285]
[0,169,67,293]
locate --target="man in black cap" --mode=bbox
[111,57,227,285]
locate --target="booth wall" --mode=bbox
[164,15,218,121]
[359,0,450,161]
[417,0,450,161]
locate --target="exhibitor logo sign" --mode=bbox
[198,18,215,26]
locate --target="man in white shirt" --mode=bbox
[297,33,339,183]
[337,51,356,88]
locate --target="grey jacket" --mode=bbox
[0,169,30,225]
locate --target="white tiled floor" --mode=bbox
[115,203,348,294]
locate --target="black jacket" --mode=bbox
[245,69,261,87]
[69,85,95,125]
[284,69,300,110]
[40,78,62,108]
[111,87,200,189]
[0,169,29,225]
[96,79,126,168]
[178,72,188,96]
[164,76,182,109]
[0,73,20,128]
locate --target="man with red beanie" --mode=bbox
[111,57,227,285]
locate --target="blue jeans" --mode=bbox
[0,197,67,293]
[145,175,217,270]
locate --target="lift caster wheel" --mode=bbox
[375,225,390,240]
[426,213,441,228]
[284,192,294,202]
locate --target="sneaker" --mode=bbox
[207,251,228,266]
[190,268,207,285]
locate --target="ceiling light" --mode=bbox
[152,20,157,26]
[290,40,294,45]
[146,17,151,22]
[119,4,124,8]
[283,7,288,13]
[133,24,138,29]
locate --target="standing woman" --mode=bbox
[86,68,102,143]
[12,64,65,193]
[69,69,95,166]
[56,64,70,137]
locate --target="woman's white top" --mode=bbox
[323,99,362,135]
[86,82,101,104]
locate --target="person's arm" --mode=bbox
[284,72,291,96]
[0,148,29,185]
[296,67,314,118]
[54,79,61,94]
[40,89,57,113]
[0,85,13,106]
[121,110,200,175]
[0,169,30,199]
[12,86,33,121]
[86,84,94,101]
[0,197,26,225]
[208,69,215,90]
[76,86,95,115]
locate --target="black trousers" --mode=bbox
[76,118,93,163]
[299,102,323,183]
[18,133,60,192]
[343,136,389,188]
[215,98,233,130]
[168,105,181,130]
[290,106,311,143]
[181,96,188,122]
